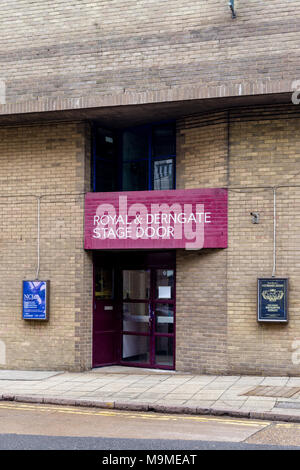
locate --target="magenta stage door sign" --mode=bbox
[84,189,227,250]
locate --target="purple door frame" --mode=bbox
[92,262,120,368]
[92,251,176,370]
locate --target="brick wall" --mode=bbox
[176,113,228,373]
[0,0,299,113]
[176,104,300,375]
[228,106,300,375]
[176,249,228,374]
[0,122,93,371]
[2,103,300,376]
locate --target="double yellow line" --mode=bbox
[0,402,271,428]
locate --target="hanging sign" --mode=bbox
[84,189,227,250]
[257,278,288,323]
[22,280,50,321]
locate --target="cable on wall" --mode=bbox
[0,192,85,280]
[35,196,41,280]
[272,188,277,278]
[0,176,298,282]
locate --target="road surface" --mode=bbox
[0,401,299,451]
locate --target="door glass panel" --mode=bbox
[155,304,174,334]
[123,303,149,333]
[120,264,175,369]
[95,128,115,161]
[94,128,117,192]
[95,267,113,300]
[156,269,174,299]
[152,124,175,158]
[153,159,174,190]
[123,335,150,364]
[123,128,149,161]
[155,336,174,366]
[123,270,150,300]
[122,160,148,191]
[95,160,116,192]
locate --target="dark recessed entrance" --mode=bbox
[93,251,175,370]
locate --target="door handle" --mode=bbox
[149,308,154,329]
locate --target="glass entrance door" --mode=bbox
[153,269,175,368]
[122,269,151,365]
[121,268,175,369]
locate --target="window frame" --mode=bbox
[120,121,176,191]
[92,120,176,192]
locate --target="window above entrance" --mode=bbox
[92,122,176,192]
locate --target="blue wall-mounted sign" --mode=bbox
[22,280,49,321]
[258,278,288,323]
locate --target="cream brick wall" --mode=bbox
[0,0,299,109]
[3,103,300,376]
[228,106,300,375]
[176,249,228,374]
[0,122,93,371]
[176,104,300,376]
[176,113,228,373]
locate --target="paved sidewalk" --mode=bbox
[1,366,300,422]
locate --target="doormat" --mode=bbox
[242,385,300,398]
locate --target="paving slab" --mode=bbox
[193,391,225,399]
[0,370,63,381]
[275,401,300,409]
[287,378,300,386]
[2,367,300,423]
[270,407,300,416]
[210,376,240,382]
[260,377,289,386]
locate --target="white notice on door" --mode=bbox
[158,286,171,299]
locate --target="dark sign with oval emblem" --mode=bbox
[258,278,288,323]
